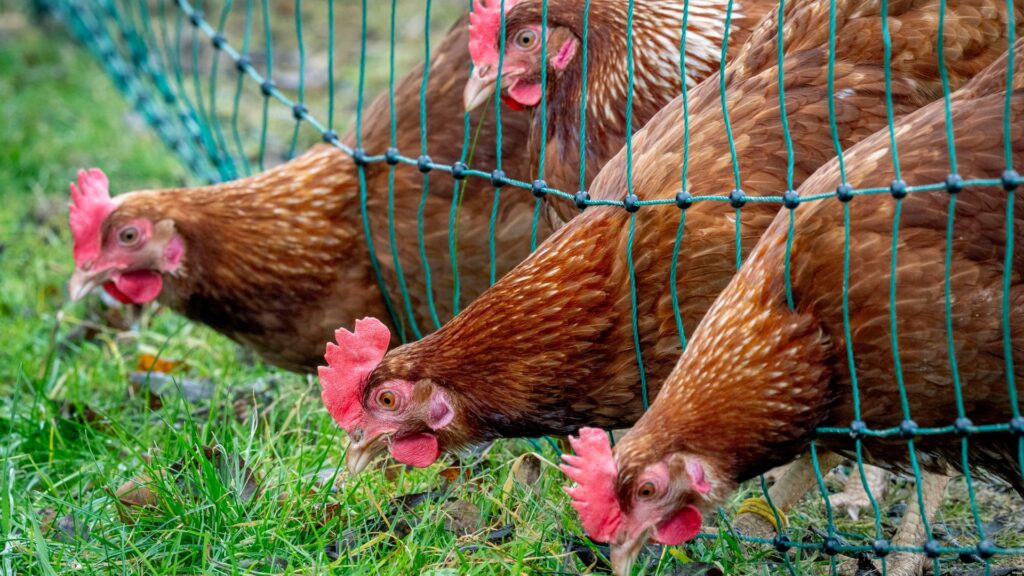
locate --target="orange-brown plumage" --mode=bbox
[67,17,543,372]
[468,0,776,224]
[597,42,1023,572]
[335,0,1021,470]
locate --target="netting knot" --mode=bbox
[924,540,941,559]
[236,55,252,73]
[675,191,693,210]
[898,419,918,439]
[1003,169,1021,192]
[188,9,204,26]
[531,179,547,198]
[574,190,590,210]
[976,540,996,560]
[872,539,890,557]
[322,130,339,144]
[490,169,506,187]
[417,155,433,173]
[889,179,908,199]
[953,417,973,437]
[821,536,840,556]
[623,194,641,213]
[352,147,368,167]
[1010,415,1024,436]
[451,162,468,180]
[211,33,226,50]
[292,103,308,121]
[783,190,800,209]
[385,147,400,165]
[772,534,791,553]
[729,188,746,209]
[835,184,853,203]
[848,420,866,439]
[260,80,276,97]
[945,173,963,194]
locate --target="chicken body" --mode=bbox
[68,17,543,372]
[328,0,1022,469]
[466,0,774,224]
[594,41,1024,574]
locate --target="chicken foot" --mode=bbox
[839,471,950,576]
[731,450,845,538]
[733,454,950,576]
[830,464,891,521]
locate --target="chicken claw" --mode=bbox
[830,464,890,521]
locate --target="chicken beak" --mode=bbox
[68,267,110,301]
[610,529,649,576]
[345,432,388,475]
[464,65,498,112]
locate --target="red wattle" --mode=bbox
[390,433,440,468]
[109,271,163,304]
[653,505,702,545]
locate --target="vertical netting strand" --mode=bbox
[669,0,692,352]
[417,0,441,331]
[529,0,550,252]
[386,0,422,340]
[487,0,509,286]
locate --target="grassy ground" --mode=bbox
[2,3,1023,575]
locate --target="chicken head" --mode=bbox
[68,168,183,305]
[464,0,578,111]
[319,317,456,474]
[561,427,711,576]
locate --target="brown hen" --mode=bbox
[67,16,543,372]
[571,39,1024,575]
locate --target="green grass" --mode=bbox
[2,4,1023,575]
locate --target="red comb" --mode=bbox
[468,0,520,66]
[68,168,116,266]
[318,317,391,433]
[560,427,623,543]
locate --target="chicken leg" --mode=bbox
[839,471,950,576]
[732,450,845,538]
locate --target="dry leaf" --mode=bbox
[502,453,544,499]
[115,475,159,508]
[136,354,185,374]
[53,513,90,543]
[438,467,462,483]
[443,500,482,536]
[512,453,541,488]
[38,507,56,534]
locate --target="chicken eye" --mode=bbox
[513,29,538,50]
[118,226,140,246]
[637,481,657,499]
[377,390,399,411]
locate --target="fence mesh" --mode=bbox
[36,0,1023,572]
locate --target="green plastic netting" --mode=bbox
[36,0,1023,572]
